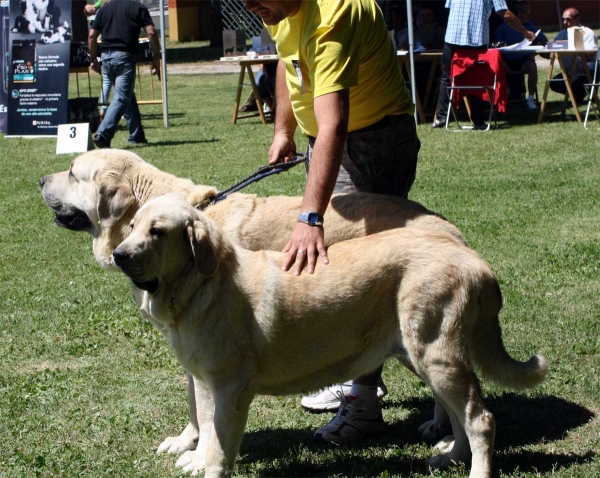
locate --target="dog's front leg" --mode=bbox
[173,377,215,473]
[201,384,254,478]
[157,372,204,455]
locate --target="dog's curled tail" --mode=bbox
[472,278,549,391]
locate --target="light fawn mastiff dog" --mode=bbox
[113,194,548,478]
[40,149,464,457]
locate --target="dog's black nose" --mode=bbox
[39,176,46,188]
[112,248,130,265]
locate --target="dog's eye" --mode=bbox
[150,227,163,238]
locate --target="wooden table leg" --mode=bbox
[247,65,267,125]
[232,64,246,125]
[538,53,555,123]
[557,55,582,123]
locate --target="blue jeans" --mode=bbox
[100,72,112,114]
[96,51,146,143]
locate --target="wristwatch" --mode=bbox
[298,212,324,227]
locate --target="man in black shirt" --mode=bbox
[88,0,160,148]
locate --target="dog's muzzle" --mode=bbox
[113,248,159,294]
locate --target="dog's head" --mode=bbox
[40,149,148,267]
[112,194,221,294]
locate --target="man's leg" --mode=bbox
[123,91,147,143]
[433,42,454,125]
[314,114,420,444]
[94,53,136,145]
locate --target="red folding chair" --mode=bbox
[446,49,508,131]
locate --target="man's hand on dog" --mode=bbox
[281,222,328,275]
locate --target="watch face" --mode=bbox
[307,212,319,225]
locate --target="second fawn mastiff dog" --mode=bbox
[40,149,466,454]
[113,194,548,478]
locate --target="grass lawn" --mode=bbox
[0,61,599,477]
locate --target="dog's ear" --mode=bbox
[96,172,136,228]
[187,220,219,277]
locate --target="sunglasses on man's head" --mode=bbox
[562,17,573,21]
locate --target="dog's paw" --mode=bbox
[157,435,197,455]
[176,450,205,475]
[434,434,455,453]
[426,452,455,471]
[417,419,452,443]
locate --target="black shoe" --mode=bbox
[473,123,488,131]
[128,138,148,146]
[93,133,111,149]
[431,117,445,128]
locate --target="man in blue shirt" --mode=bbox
[432,0,536,128]
[495,2,547,109]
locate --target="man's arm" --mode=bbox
[498,9,536,42]
[269,59,298,165]
[84,0,102,17]
[144,24,162,77]
[281,89,349,275]
[88,28,101,73]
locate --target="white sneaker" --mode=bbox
[301,380,388,412]
[527,97,537,110]
[314,395,386,444]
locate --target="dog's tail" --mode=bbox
[470,277,548,390]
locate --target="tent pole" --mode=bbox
[159,0,168,127]
[406,0,417,125]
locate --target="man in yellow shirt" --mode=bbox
[245,0,420,443]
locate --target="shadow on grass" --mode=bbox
[148,139,220,147]
[239,394,594,477]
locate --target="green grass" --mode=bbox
[0,64,599,477]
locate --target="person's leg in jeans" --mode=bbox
[312,114,420,443]
[100,72,112,118]
[123,90,147,143]
[95,52,137,144]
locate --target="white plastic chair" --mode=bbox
[583,49,600,130]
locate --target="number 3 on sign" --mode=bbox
[56,123,92,155]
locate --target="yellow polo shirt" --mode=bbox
[267,0,413,137]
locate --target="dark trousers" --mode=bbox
[436,42,488,125]
[549,74,587,104]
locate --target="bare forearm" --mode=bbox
[501,10,534,40]
[147,29,161,59]
[302,90,349,214]
[302,129,345,214]
[274,60,297,137]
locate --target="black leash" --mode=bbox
[196,154,306,210]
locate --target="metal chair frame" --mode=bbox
[583,50,600,130]
[446,60,498,132]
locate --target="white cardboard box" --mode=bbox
[567,27,584,50]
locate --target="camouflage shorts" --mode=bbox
[306,113,420,198]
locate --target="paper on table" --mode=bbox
[499,29,541,51]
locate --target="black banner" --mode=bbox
[0,1,9,133]
[7,0,72,136]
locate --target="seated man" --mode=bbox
[548,7,598,104]
[239,62,277,113]
[495,2,547,109]
[395,4,445,51]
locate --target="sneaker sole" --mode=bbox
[301,386,388,413]
[314,420,386,444]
